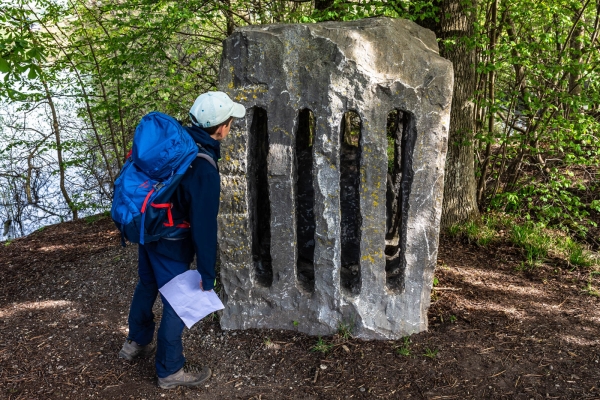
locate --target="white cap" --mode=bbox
[189,91,246,128]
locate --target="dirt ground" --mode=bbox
[1,215,599,399]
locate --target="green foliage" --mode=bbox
[489,170,598,238]
[509,222,596,269]
[83,213,107,225]
[473,0,600,237]
[449,213,596,271]
[1,0,240,231]
[337,320,353,340]
[583,272,600,297]
[305,0,439,23]
[2,0,600,244]
[462,220,495,246]
[207,311,220,321]
[583,282,599,297]
[561,238,595,268]
[448,213,509,246]
[423,347,438,359]
[510,222,550,266]
[311,337,333,353]
[0,0,51,92]
[395,336,411,356]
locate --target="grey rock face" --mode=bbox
[217,17,453,339]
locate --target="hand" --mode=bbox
[199,280,213,292]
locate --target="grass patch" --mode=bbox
[510,222,550,266]
[337,320,353,340]
[84,211,110,225]
[447,213,598,272]
[395,337,411,356]
[448,213,509,247]
[561,238,595,267]
[311,337,333,353]
[509,223,598,270]
[583,281,600,297]
[423,347,439,359]
[583,271,600,297]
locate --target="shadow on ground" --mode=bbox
[0,216,599,399]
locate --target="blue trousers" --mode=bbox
[127,244,189,378]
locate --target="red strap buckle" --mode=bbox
[150,202,173,227]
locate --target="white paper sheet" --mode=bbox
[158,270,224,329]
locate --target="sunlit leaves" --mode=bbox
[473,0,600,236]
[0,0,54,89]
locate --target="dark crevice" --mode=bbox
[385,109,416,293]
[340,111,362,296]
[295,109,316,293]
[248,107,273,287]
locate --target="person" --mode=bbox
[118,91,246,389]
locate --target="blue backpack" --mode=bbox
[111,112,216,245]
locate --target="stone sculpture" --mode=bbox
[217,17,453,339]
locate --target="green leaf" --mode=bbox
[27,66,37,79]
[0,58,10,73]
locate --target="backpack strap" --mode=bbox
[196,143,217,170]
[197,153,217,169]
[120,224,126,247]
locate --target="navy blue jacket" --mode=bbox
[146,125,220,290]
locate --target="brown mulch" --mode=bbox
[1,215,599,399]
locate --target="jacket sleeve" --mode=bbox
[186,159,220,290]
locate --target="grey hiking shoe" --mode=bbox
[118,339,156,361]
[157,363,212,389]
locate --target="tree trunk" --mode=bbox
[476,0,498,205]
[314,0,334,11]
[567,7,585,118]
[223,0,235,35]
[423,0,480,228]
[41,78,78,220]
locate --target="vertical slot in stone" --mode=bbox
[248,107,273,287]
[340,111,362,296]
[295,109,316,293]
[385,109,416,293]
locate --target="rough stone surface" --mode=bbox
[217,17,453,339]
